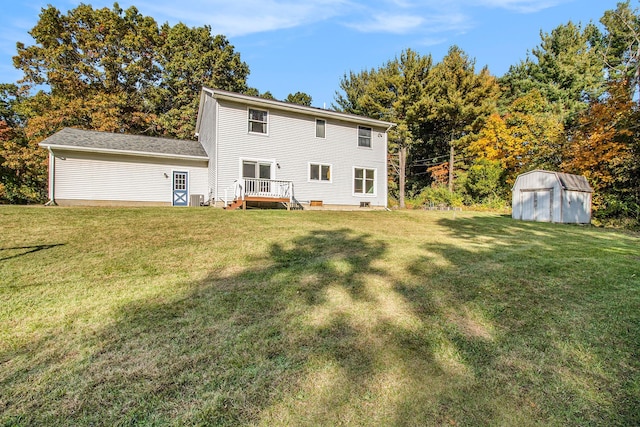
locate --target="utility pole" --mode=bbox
[399,145,407,208]
[448,143,454,192]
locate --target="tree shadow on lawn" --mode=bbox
[0,243,65,262]
[3,220,638,425]
[397,215,640,425]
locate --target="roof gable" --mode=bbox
[196,87,395,135]
[39,128,208,159]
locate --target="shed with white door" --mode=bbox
[511,170,593,224]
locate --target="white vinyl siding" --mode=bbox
[213,99,388,207]
[52,150,208,203]
[197,94,217,201]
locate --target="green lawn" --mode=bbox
[1,206,638,426]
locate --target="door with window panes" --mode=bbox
[172,171,188,206]
[243,161,272,194]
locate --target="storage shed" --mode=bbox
[512,170,593,224]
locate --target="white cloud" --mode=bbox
[360,10,470,47]
[346,14,424,34]
[468,0,568,13]
[134,0,351,36]
[418,37,448,47]
[132,0,476,37]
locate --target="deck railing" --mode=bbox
[223,178,294,206]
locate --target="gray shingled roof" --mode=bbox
[39,128,208,158]
[556,172,593,192]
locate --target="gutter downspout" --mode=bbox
[44,147,57,206]
[215,98,220,206]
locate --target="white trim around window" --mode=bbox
[248,107,269,135]
[353,166,376,196]
[308,162,332,183]
[315,118,326,139]
[357,125,372,148]
[238,157,276,180]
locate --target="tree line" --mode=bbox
[1,2,638,227]
[0,3,311,204]
[336,1,639,227]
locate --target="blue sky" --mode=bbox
[0,0,625,108]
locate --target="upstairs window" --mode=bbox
[316,119,326,138]
[248,108,268,134]
[358,126,372,147]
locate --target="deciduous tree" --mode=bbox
[5,3,251,202]
[562,79,638,217]
[469,90,565,184]
[153,22,249,139]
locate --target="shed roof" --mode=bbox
[515,170,593,192]
[39,128,208,160]
[555,172,593,192]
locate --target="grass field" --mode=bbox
[0,206,639,426]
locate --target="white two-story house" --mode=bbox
[39,88,394,209]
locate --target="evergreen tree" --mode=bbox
[426,46,500,191]
[285,92,312,106]
[500,21,605,126]
[335,49,433,206]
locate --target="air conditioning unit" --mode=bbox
[190,194,204,207]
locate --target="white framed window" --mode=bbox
[240,158,276,195]
[309,163,331,182]
[358,126,372,148]
[353,167,376,195]
[316,119,326,138]
[248,108,268,134]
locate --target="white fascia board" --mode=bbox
[38,143,209,162]
[194,89,208,136]
[201,87,396,129]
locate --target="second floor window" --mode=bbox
[249,108,268,134]
[316,119,326,138]
[358,126,371,147]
